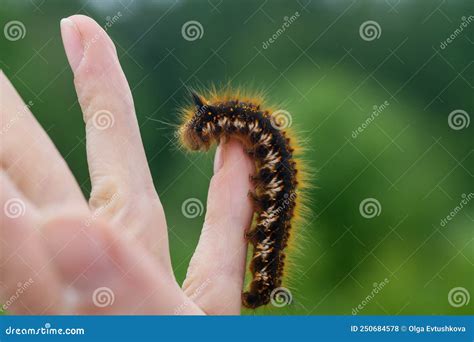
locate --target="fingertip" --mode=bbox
[207,138,254,226]
[62,15,118,75]
[216,139,254,175]
[60,17,83,72]
[70,15,117,56]
[214,138,254,198]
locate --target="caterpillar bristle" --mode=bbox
[178,86,311,309]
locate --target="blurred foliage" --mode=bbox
[1,0,473,315]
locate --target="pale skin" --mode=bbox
[0,15,254,314]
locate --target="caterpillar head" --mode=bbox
[179,91,217,151]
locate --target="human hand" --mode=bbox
[0,15,254,315]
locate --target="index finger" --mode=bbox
[60,15,155,208]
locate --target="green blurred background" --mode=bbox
[1,0,473,315]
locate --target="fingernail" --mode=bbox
[214,142,224,174]
[60,17,83,73]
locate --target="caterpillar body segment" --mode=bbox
[179,89,303,309]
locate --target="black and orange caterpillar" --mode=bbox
[179,88,305,308]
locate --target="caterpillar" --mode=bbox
[178,88,305,309]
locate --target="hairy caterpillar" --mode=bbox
[179,88,305,308]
